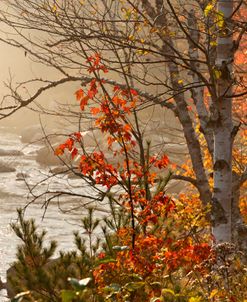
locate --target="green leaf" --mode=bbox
[161,288,175,296]
[96,257,117,265]
[68,277,92,290]
[124,281,145,292]
[61,290,76,302]
[11,291,30,302]
[130,274,143,281]
[106,283,121,292]
[104,283,121,299]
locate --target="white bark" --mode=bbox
[188,10,214,157]
[212,0,233,243]
[231,173,247,253]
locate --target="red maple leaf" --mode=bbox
[75,88,84,101]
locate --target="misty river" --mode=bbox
[0,127,108,301]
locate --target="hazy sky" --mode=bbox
[0,1,179,135]
[0,39,79,131]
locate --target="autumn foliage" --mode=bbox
[52,54,239,302]
[5,41,246,300]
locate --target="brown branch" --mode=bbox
[170,174,198,187]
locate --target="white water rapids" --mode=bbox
[0,127,108,301]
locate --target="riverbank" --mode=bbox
[0,128,95,301]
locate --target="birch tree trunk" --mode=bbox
[212,0,233,243]
[232,173,247,254]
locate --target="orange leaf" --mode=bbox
[112,96,126,106]
[154,154,169,169]
[65,138,74,151]
[90,107,101,115]
[71,148,78,159]
[75,88,84,101]
[80,95,90,110]
[123,124,131,132]
[54,144,65,156]
[88,89,97,99]
[94,53,101,66]
[73,132,82,141]
[54,148,63,156]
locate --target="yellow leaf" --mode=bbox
[204,3,214,16]
[125,9,132,20]
[161,288,175,296]
[216,11,225,29]
[213,68,222,79]
[178,79,183,84]
[169,31,176,37]
[136,49,149,55]
[209,289,218,299]
[188,297,202,302]
[52,4,57,12]
[210,41,217,47]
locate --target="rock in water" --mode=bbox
[16,172,30,180]
[36,144,62,166]
[20,125,43,144]
[0,149,24,156]
[0,161,16,173]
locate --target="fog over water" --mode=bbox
[0,128,110,301]
[0,41,96,300]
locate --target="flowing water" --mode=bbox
[0,127,107,301]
